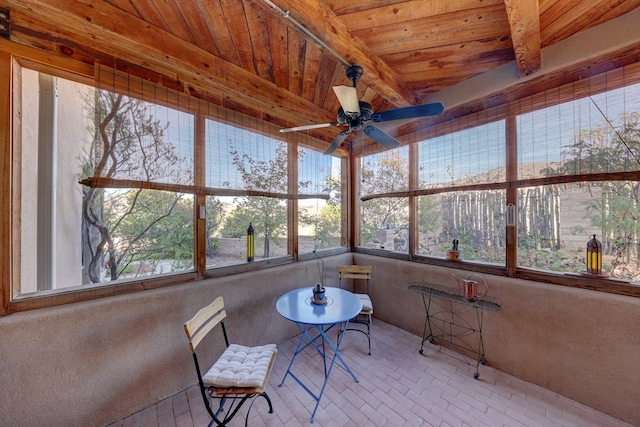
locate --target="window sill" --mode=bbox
[4,248,351,315]
[6,271,198,315]
[356,247,640,299]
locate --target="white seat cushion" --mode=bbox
[356,293,373,312]
[203,343,277,388]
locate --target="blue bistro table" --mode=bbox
[276,286,363,423]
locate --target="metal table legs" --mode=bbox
[279,321,359,423]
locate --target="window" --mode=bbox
[418,120,506,189]
[418,191,506,263]
[204,120,291,266]
[11,62,345,306]
[9,54,640,307]
[416,120,506,264]
[17,68,195,297]
[357,65,640,287]
[516,81,640,280]
[297,148,342,253]
[360,147,409,252]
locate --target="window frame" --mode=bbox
[1,54,348,315]
[3,49,640,316]
[356,66,640,298]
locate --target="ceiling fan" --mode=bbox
[280,65,445,155]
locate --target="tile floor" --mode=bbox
[109,320,633,427]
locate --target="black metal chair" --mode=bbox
[184,296,277,426]
[338,264,373,355]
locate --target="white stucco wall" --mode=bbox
[19,69,88,294]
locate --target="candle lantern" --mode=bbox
[586,234,602,275]
[247,223,255,262]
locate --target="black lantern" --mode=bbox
[586,234,602,275]
[247,223,255,262]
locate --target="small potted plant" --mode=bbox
[447,239,461,261]
[312,283,325,303]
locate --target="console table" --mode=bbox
[408,283,502,379]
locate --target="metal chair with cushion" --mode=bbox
[337,264,373,355]
[184,296,277,426]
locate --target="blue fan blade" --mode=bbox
[363,126,400,149]
[324,129,351,155]
[370,102,444,123]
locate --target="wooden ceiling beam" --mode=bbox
[252,0,417,107]
[503,0,542,76]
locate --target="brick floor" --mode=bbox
[108,320,633,427]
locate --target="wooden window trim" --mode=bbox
[0,51,347,315]
[358,62,640,299]
[3,46,640,314]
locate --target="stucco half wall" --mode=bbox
[0,253,350,427]
[1,252,639,426]
[353,253,640,426]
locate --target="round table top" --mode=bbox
[276,286,362,325]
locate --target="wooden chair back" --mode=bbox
[337,264,372,280]
[184,296,229,351]
[183,296,276,425]
[338,264,372,295]
[338,265,372,280]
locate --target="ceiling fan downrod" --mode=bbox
[345,65,363,87]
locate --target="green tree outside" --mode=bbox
[298,171,342,250]
[221,143,291,258]
[552,112,640,279]
[80,90,193,283]
[360,154,410,245]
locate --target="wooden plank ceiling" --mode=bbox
[4,0,640,155]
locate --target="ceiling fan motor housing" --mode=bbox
[337,101,373,130]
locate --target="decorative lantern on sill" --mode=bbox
[247,223,255,262]
[586,234,602,275]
